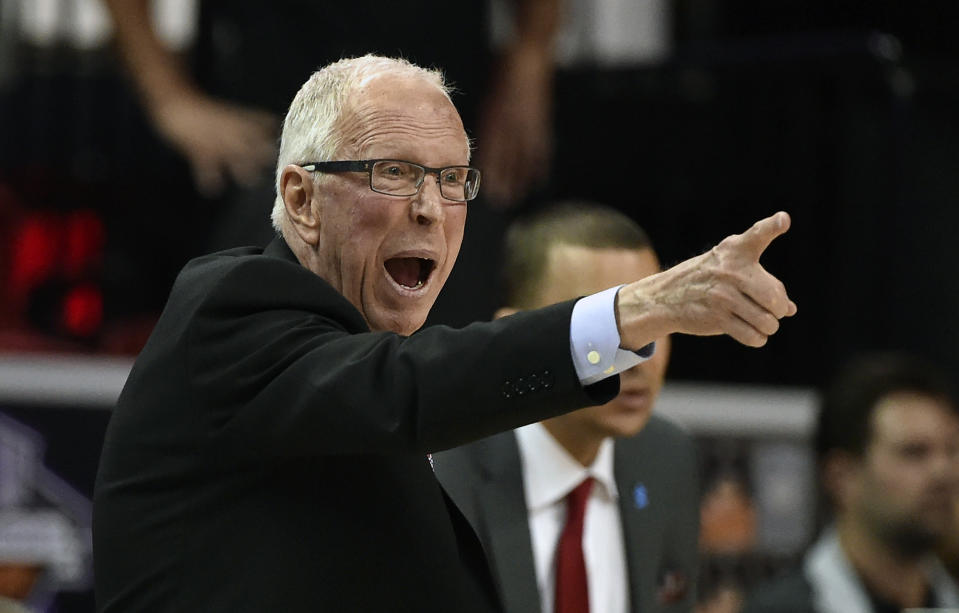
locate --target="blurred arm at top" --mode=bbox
[477,0,561,209]
[103,0,278,197]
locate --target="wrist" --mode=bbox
[615,279,674,350]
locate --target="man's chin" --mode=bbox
[366,306,429,336]
[599,411,652,438]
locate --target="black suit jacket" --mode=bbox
[93,238,619,612]
[433,417,700,613]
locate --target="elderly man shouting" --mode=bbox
[93,55,795,613]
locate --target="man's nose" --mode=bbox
[410,173,445,226]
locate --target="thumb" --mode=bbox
[738,211,791,261]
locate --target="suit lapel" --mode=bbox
[476,433,542,613]
[615,440,657,613]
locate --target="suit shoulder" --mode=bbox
[644,414,692,441]
[433,443,480,478]
[433,430,515,480]
[614,414,700,500]
[169,246,272,306]
[176,246,305,296]
[172,245,364,329]
[620,414,695,457]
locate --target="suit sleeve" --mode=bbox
[183,256,619,461]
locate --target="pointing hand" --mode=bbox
[617,212,797,349]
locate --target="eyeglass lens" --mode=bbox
[371,160,478,201]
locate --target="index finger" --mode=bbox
[737,211,791,261]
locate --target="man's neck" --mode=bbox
[541,419,605,467]
[838,516,931,609]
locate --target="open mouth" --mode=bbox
[384,257,435,290]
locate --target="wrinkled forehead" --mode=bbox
[338,73,468,159]
[357,75,456,117]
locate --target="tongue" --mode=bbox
[385,258,422,288]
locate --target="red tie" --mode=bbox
[555,477,594,613]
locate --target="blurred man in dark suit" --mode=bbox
[435,203,699,613]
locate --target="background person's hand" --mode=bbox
[474,0,560,209]
[475,46,553,209]
[149,93,278,197]
[617,211,797,349]
[102,0,278,198]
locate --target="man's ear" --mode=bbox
[280,164,320,246]
[494,307,518,320]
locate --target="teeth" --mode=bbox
[402,280,424,290]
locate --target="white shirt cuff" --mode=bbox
[569,285,655,386]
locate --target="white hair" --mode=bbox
[271,55,463,234]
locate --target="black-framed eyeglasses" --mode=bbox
[300,159,481,202]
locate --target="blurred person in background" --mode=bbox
[699,473,758,556]
[742,353,959,613]
[694,469,758,613]
[435,203,700,613]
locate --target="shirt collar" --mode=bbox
[515,422,618,513]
